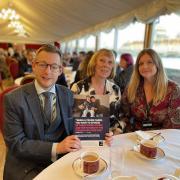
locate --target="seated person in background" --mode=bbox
[0,50,11,80]
[56,72,68,87]
[114,53,134,94]
[72,51,94,85]
[71,48,126,134]
[121,48,180,132]
[3,44,113,180]
[19,49,35,76]
[72,51,86,72]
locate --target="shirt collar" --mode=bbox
[34,80,56,95]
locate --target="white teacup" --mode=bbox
[80,152,100,174]
[140,139,158,158]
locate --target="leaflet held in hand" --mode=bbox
[73,95,110,146]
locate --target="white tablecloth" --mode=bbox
[34,129,180,180]
[14,77,23,85]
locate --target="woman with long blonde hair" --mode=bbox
[121,48,180,131]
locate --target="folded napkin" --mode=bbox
[135,130,165,144]
[135,130,155,140]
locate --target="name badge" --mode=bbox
[142,120,153,128]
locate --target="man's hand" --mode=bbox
[56,135,81,154]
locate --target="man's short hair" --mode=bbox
[36,44,62,59]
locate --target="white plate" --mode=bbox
[133,145,165,160]
[152,174,179,180]
[136,131,165,144]
[112,175,137,180]
[72,157,108,178]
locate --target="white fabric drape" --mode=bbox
[0,0,180,43]
[63,0,180,42]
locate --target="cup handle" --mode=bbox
[79,158,83,172]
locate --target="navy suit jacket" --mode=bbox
[3,82,74,180]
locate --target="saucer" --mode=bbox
[72,157,108,178]
[136,131,165,144]
[112,176,137,180]
[133,145,165,160]
[152,174,179,180]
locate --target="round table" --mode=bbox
[34,129,180,180]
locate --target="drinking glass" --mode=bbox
[108,145,126,179]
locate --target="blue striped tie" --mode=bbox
[43,92,52,123]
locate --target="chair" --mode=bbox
[0,72,3,91]
[9,61,20,80]
[0,85,19,132]
[5,57,17,66]
[20,74,35,85]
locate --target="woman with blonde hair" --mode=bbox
[71,48,125,134]
[121,48,180,131]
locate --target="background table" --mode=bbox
[34,129,180,180]
[14,76,23,85]
[63,66,76,87]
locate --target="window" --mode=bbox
[117,22,145,60]
[152,13,180,84]
[99,29,115,49]
[60,42,66,52]
[78,38,85,51]
[153,13,180,69]
[66,40,76,53]
[86,35,96,51]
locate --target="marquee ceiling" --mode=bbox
[0,0,179,44]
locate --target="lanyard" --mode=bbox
[142,89,153,129]
[146,100,153,121]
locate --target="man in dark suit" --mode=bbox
[3,44,81,180]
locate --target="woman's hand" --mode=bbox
[105,131,113,146]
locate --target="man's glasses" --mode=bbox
[35,61,61,73]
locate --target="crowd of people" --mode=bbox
[1,44,180,180]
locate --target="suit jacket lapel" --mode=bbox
[56,86,70,135]
[24,83,45,139]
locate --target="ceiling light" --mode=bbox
[0,5,27,37]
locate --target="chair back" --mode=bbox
[0,72,3,91]
[9,61,20,79]
[5,57,17,66]
[20,75,35,85]
[0,85,19,132]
